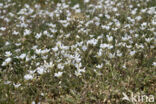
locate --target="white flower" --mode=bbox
[75,67,85,76]
[4,81,11,85]
[87,38,98,46]
[36,66,46,74]
[19,53,26,59]
[100,44,108,48]
[15,43,21,46]
[113,7,118,12]
[105,14,110,19]
[130,51,136,56]
[122,34,132,41]
[137,44,144,49]
[100,44,113,49]
[57,64,64,70]
[0,27,6,31]
[131,9,137,15]
[147,7,155,14]
[26,56,30,62]
[84,0,90,3]
[0,3,3,7]
[52,46,58,52]
[35,49,42,55]
[41,49,50,54]
[72,4,80,10]
[12,31,19,35]
[24,74,33,80]
[35,33,42,39]
[13,83,21,88]
[106,35,113,42]
[96,64,103,69]
[152,62,156,66]
[24,29,31,36]
[117,50,122,57]
[97,49,102,56]
[28,70,36,74]
[5,42,10,46]
[43,30,48,35]
[109,53,115,58]
[32,101,35,104]
[42,55,48,59]
[56,41,62,48]
[74,53,81,63]
[145,38,153,42]
[5,51,12,57]
[41,93,44,96]
[135,34,139,37]
[45,61,54,68]
[122,65,126,69]
[2,57,12,66]
[54,72,63,77]
[135,16,142,21]
[101,25,110,30]
[82,45,87,51]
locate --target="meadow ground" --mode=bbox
[0,0,155,103]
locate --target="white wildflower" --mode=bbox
[41,49,50,55]
[52,46,58,52]
[82,45,87,51]
[24,29,31,36]
[2,57,12,66]
[5,51,12,57]
[84,0,90,3]
[19,53,26,59]
[96,64,103,69]
[35,49,42,55]
[106,35,113,42]
[24,74,33,80]
[12,30,19,35]
[0,27,6,31]
[75,67,85,76]
[36,66,46,74]
[57,64,64,70]
[130,51,136,56]
[152,62,156,66]
[13,83,21,88]
[5,42,10,46]
[135,16,142,21]
[35,33,42,39]
[54,71,63,77]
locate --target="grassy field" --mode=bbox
[0,0,155,103]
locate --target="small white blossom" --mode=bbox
[75,67,85,76]
[54,72,63,77]
[84,0,90,3]
[52,46,58,52]
[57,64,64,70]
[152,62,156,66]
[24,29,31,36]
[24,74,33,80]
[13,83,21,88]
[82,45,87,51]
[12,31,19,35]
[2,57,12,66]
[19,53,26,59]
[130,51,136,56]
[36,66,46,74]
[5,51,12,57]
[0,27,6,31]
[96,64,103,69]
[35,33,42,39]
